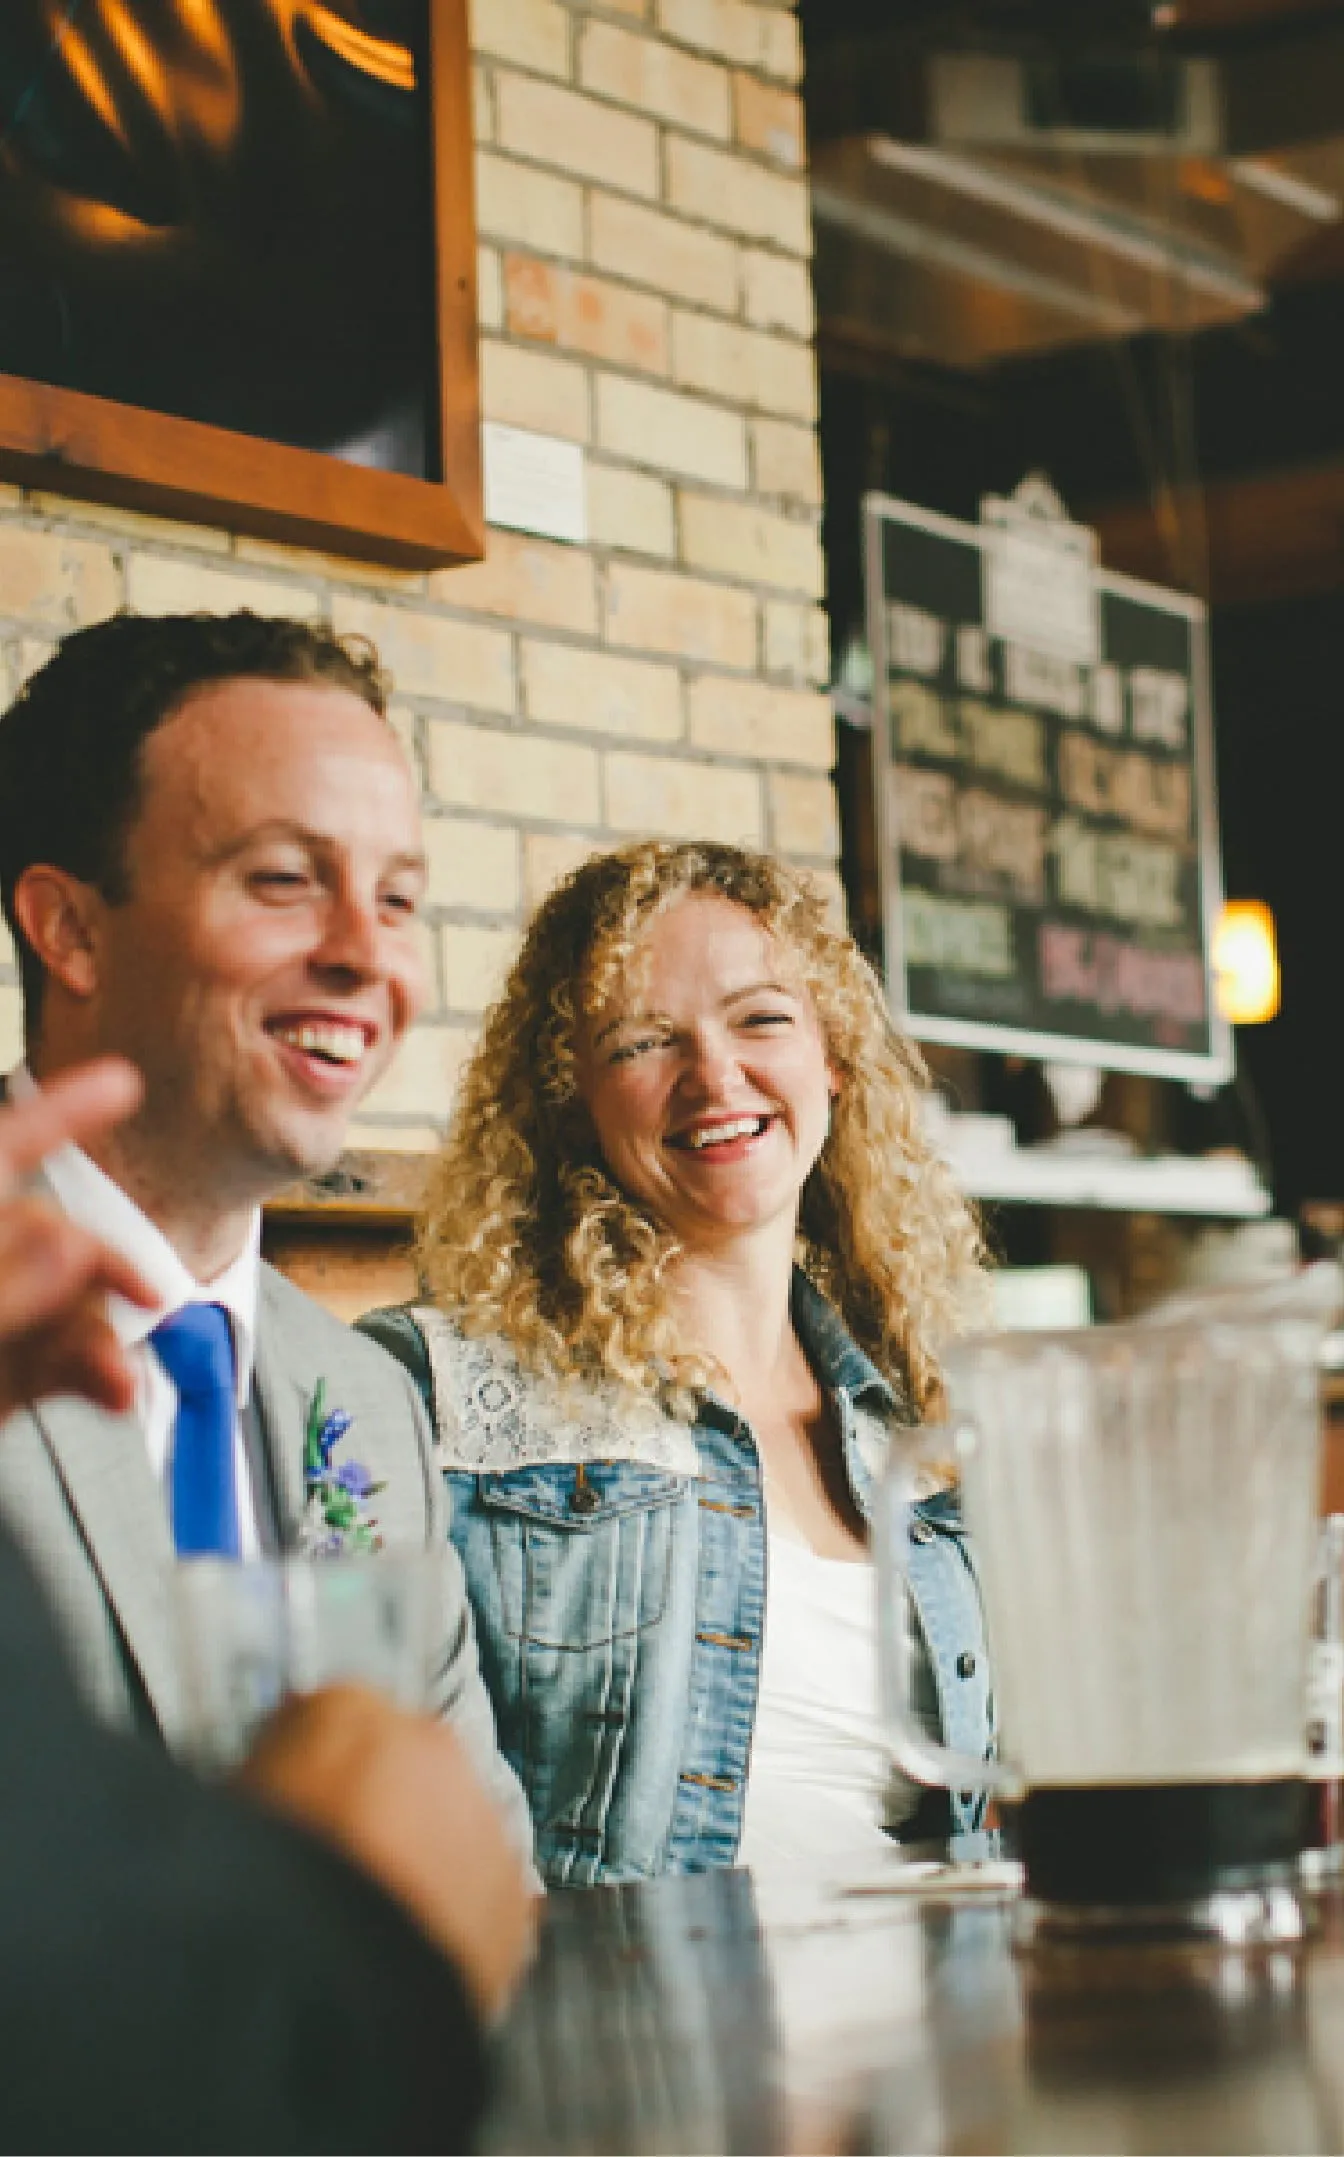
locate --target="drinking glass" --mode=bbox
[173,1551,440,1773]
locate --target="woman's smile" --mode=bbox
[669,1112,774,1156]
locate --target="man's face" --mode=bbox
[84,677,426,1209]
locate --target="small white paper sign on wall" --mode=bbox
[482,422,587,545]
[980,473,1099,665]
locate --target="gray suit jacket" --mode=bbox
[0,1250,532,1855]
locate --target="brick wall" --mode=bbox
[0,0,831,1145]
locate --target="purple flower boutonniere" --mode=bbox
[299,1380,385,1556]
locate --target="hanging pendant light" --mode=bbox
[1213,900,1280,1025]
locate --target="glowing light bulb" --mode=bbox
[1213,900,1280,1026]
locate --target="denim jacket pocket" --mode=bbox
[479,1462,687,1650]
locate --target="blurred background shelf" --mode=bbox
[926,1098,1272,1215]
[942,1145,1272,1214]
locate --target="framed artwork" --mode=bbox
[0,0,482,567]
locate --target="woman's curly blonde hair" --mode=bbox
[417,840,988,1417]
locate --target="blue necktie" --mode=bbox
[151,1304,240,1558]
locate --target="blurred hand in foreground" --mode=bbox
[0,1061,157,1421]
[238,1684,537,2021]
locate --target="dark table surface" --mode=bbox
[482,1864,1344,2154]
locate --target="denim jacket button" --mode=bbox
[569,1474,601,1517]
[956,1650,977,1678]
[908,1517,935,1546]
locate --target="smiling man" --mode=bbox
[0,611,528,1850]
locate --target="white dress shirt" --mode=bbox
[13,1065,264,1554]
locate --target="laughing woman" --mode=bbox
[359,841,994,1888]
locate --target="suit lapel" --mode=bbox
[252,1276,311,1550]
[32,1394,185,1736]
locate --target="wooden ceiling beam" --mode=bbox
[1166,0,1344,32]
[1090,455,1344,604]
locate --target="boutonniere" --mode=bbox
[299,1379,385,1556]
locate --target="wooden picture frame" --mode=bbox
[0,0,481,569]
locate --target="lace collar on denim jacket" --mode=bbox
[416,1272,912,1480]
[413,1308,702,1476]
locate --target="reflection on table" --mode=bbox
[484,1865,1344,2154]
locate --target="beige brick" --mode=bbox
[475,149,584,258]
[688,674,832,764]
[586,462,676,558]
[496,76,658,197]
[427,719,601,824]
[605,562,756,668]
[423,816,520,911]
[345,1119,445,1155]
[440,921,520,1013]
[0,528,120,629]
[477,243,504,333]
[751,416,822,504]
[596,377,747,489]
[523,829,608,906]
[671,311,816,419]
[468,0,570,78]
[0,482,23,512]
[358,1024,471,1121]
[605,750,762,843]
[732,69,804,165]
[124,555,321,620]
[589,193,737,312]
[505,256,668,375]
[760,8,802,83]
[656,0,774,68]
[579,19,731,137]
[480,338,590,442]
[230,535,425,594]
[429,528,598,635]
[659,0,800,80]
[763,597,830,684]
[0,913,18,974]
[332,598,515,712]
[769,770,839,858]
[0,983,24,1068]
[742,247,814,337]
[472,62,494,143]
[601,0,649,14]
[522,639,682,740]
[10,637,57,693]
[679,492,822,594]
[667,136,811,253]
[27,494,233,553]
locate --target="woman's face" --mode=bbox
[575,892,838,1255]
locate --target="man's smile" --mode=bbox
[264,1010,382,1096]
[266,1015,376,1068]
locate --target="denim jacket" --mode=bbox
[358,1278,995,1889]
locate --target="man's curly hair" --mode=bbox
[418,840,988,1417]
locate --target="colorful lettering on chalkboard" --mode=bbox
[864,490,1230,1080]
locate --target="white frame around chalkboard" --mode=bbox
[864,490,1234,1083]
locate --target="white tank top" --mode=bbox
[736,1527,919,1883]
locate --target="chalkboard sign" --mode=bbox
[864,480,1232,1081]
